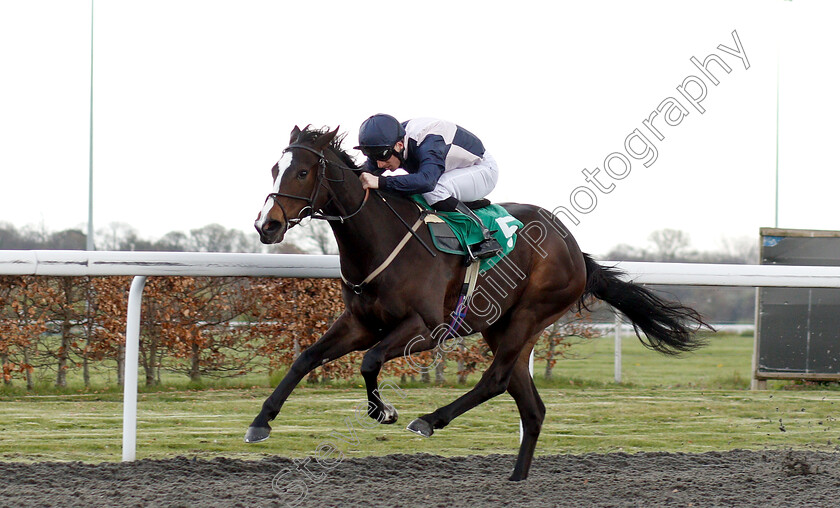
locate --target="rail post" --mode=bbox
[122,275,147,461]
[614,311,622,383]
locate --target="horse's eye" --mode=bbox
[297,169,309,179]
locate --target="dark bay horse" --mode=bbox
[250,125,710,481]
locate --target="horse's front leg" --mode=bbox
[245,311,375,443]
[360,314,433,425]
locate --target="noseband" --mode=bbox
[265,143,369,226]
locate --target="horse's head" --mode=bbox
[255,125,340,244]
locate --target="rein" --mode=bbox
[340,193,437,294]
[339,213,427,294]
[374,190,437,258]
[266,141,437,294]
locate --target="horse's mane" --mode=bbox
[297,126,360,171]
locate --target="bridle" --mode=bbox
[264,143,369,227]
[263,139,435,294]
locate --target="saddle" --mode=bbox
[410,196,523,271]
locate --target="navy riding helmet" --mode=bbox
[354,114,406,161]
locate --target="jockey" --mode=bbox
[355,114,503,260]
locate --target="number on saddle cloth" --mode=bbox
[411,196,523,270]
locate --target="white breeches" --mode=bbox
[422,152,499,205]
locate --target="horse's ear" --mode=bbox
[289,125,302,144]
[313,126,340,151]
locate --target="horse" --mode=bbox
[249,125,711,481]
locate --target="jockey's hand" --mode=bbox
[360,172,379,190]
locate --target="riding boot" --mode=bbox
[453,201,502,260]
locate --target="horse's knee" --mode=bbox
[521,422,542,439]
[483,376,511,399]
[292,348,320,372]
[360,351,383,378]
[536,400,546,420]
[522,409,544,429]
[527,391,546,422]
[484,366,515,394]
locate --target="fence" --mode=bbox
[3,250,840,461]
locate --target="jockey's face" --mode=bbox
[376,141,404,171]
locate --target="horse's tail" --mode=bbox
[580,253,712,355]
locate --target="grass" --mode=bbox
[539,331,753,389]
[3,333,840,463]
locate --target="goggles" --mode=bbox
[360,146,395,162]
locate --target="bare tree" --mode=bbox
[266,242,308,254]
[151,231,187,251]
[0,223,42,250]
[287,221,338,255]
[540,312,599,380]
[97,222,138,251]
[718,236,759,264]
[189,224,259,253]
[190,224,235,252]
[605,243,649,261]
[648,229,690,261]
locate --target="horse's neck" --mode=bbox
[325,175,419,280]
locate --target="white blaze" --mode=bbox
[255,152,293,230]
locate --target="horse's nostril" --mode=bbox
[263,220,282,234]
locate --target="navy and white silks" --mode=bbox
[362,118,499,205]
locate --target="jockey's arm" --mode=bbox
[359,157,382,190]
[377,135,446,195]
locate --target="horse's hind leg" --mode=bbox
[245,311,375,443]
[507,352,546,481]
[406,309,542,438]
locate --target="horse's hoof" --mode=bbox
[244,426,271,443]
[380,404,399,424]
[508,473,528,482]
[406,418,433,437]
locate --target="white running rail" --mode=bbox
[3,250,840,460]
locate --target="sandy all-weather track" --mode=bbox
[1,449,838,507]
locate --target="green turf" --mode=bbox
[2,334,840,462]
[538,332,753,389]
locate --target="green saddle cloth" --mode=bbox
[410,195,523,270]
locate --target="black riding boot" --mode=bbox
[456,202,502,259]
[432,197,502,260]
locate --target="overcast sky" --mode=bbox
[1,0,837,256]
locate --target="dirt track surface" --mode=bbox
[2,450,839,507]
